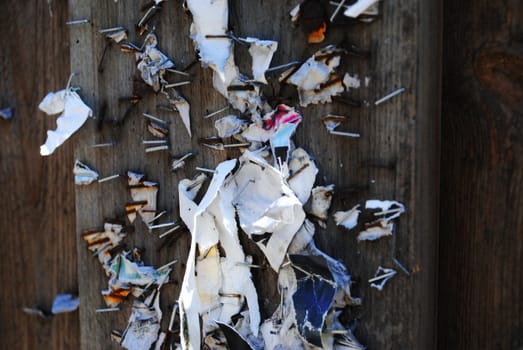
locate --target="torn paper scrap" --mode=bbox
[39,89,93,156]
[217,321,255,350]
[234,152,305,270]
[289,254,339,347]
[244,37,278,84]
[357,220,394,241]
[260,265,308,349]
[343,0,379,18]
[323,311,365,350]
[125,202,147,224]
[173,96,191,137]
[294,279,335,347]
[213,54,241,98]
[121,291,162,350]
[51,294,80,314]
[214,115,248,138]
[322,114,347,133]
[147,121,169,138]
[267,103,301,131]
[161,89,191,137]
[23,293,80,318]
[298,79,344,106]
[103,288,133,308]
[358,199,405,241]
[306,184,334,228]
[127,171,159,224]
[343,73,361,90]
[334,205,361,230]
[333,333,366,349]
[287,148,318,204]
[241,104,301,140]
[136,33,174,91]
[290,220,361,306]
[230,311,264,349]
[270,121,299,167]
[189,159,237,251]
[171,152,195,171]
[74,160,99,185]
[369,266,397,291]
[240,104,302,165]
[104,28,128,43]
[286,48,341,90]
[104,253,169,307]
[282,45,346,106]
[0,107,13,120]
[178,159,260,350]
[186,0,234,83]
[226,83,264,117]
[289,2,300,21]
[178,173,208,233]
[178,173,207,228]
[365,199,405,221]
[82,221,127,271]
[154,332,166,350]
[261,220,362,349]
[108,254,158,286]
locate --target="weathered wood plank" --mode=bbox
[439,0,523,348]
[0,1,80,349]
[70,1,440,348]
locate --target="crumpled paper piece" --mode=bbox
[39,89,93,156]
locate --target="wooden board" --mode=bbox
[0,1,80,349]
[68,0,440,349]
[439,1,523,348]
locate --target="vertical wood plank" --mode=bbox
[0,1,80,349]
[69,1,440,348]
[439,0,523,348]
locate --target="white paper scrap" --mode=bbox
[245,37,278,84]
[39,89,93,156]
[357,220,394,241]
[82,221,126,270]
[288,59,336,90]
[334,205,361,230]
[179,173,208,233]
[127,171,159,224]
[215,115,248,138]
[343,0,380,18]
[173,96,191,137]
[365,199,405,221]
[186,0,235,83]
[307,184,334,228]
[287,148,318,204]
[343,73,361,89]
[121,291,162,350]
[234,152,305,270]
[369,266,397,291]
[284,46,346,106]
[136,33,174,91]
[298,79,344,106]
[74,160,99,185]
[179,158,261,350]
[161,89,192,137]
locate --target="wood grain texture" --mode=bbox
[69,0,440,349]
[0,1,80,350]
[439,1,523,349]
